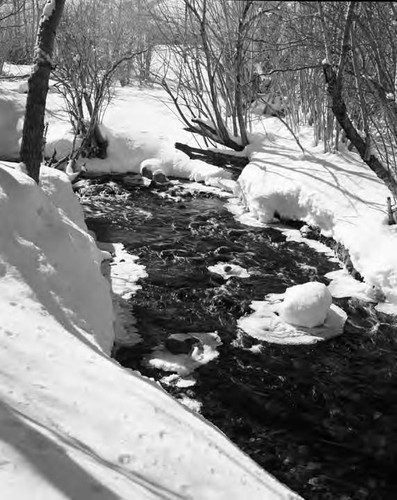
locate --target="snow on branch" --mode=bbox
[42,0,56,22]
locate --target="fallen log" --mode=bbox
[175,142,249,175]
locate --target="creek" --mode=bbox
[81,177,397,500]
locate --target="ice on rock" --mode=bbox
[278,282,332,328]
[140,158,162,178]
[146,332,222,377]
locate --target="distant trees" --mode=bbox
[20,0,65,183]
[0,1,44,69]
[152,0,281,151]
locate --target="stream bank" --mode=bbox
[79,176,397,500]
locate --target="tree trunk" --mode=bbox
[323,62,397,199]
[20,0,66,183]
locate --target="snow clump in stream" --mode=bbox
[146,332,222,377]
[238,281,347,345]
[279,281,332,328]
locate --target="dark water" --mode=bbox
[82,180,397,500]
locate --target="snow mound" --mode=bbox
[238,300,347,345]
[186,159,233,182]
[326,269,386,303]
[17,81,28,93]
[139,154,233,187]
[0,162,114,353]
[279,282,332,328]
[238,282,347,345]
[73,128,232,187]
[236,163,335,231]
[69,127,164,174]
[45,124,77,159]
[99,242,147,347]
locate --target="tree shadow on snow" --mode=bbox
[260,158,385,215]
[0,400,187,500]
[0,400,120,500]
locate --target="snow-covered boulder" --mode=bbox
[152,169,170,185]
[140,157,162,178]
[279,281,332,328]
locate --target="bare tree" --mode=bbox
[53,0,145,161]
[152,0,277,151]
[0,1,45,67]
[20,0,65,183]
[321,1,397,199]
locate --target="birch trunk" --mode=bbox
[20,0,66,183]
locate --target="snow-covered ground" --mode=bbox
[1,65,397,498]
[235,121,397,313]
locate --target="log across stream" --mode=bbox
[81,177,397,500]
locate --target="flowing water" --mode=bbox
[81,178,397,500]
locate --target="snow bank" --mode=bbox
[83,127,232,187]
[83,85,197,176]
[0,81,233,187]
[0,162,114,353]
[141,153,233,185]
[1,62,32,77]
[0,161,301,499]
[236,161,335,231]
[0,79,73,161]
[326,269,386,302]
[237,119,397,309]
[100,242,147,347]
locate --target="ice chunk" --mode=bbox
[279,281,332,328]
